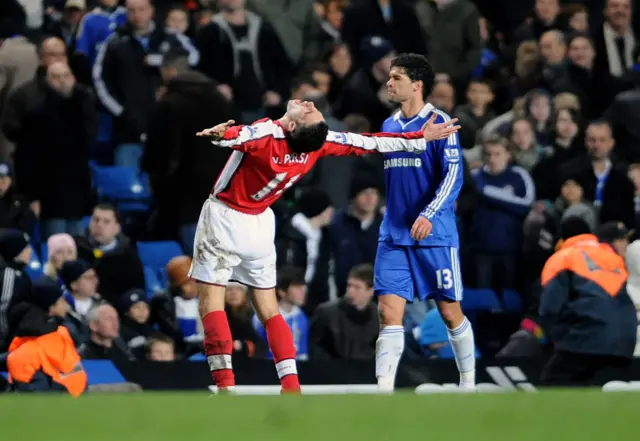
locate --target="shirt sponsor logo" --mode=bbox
[272,153,310,165]
[384,157,422,169]
[444,148,459,163]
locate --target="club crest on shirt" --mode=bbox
[444,148,459,163]
[272,152,309,165]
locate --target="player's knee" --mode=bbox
[377,298,404,327]
[196,282,226,317]
[437,301,464,329]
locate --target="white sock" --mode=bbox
[375,325,405,393]
[447,317,476,388]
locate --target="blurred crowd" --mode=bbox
[2,0,640,392]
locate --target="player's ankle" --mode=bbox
[377,376,395,393]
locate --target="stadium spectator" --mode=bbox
[512,0,567,46]
[118,289,155,358]
[0,229,32,351]
[142,48,237,248]
[454,78,497,150]
[566,3,589,33]
[329,177,382,297]
[196,0,292,124]
[246,0,325,64]
[12,61,95,239]
[165,4,190,35]
[224,282,266,361]
[597,221,634,256]
[508,116,552,172]
[0,24,38,158]
[428,79,456,115]
[253,267,309,360]
[93,0,199,168]
[59,260,102,320]
[309,264,378,360]
[593,0,635,79]
[74,203,146,305]
[509,41,545,105]
[539,30,568,91]
[415,0,482,86]
[312,0,345,54]
[469,136,535,289]
[150,256,201,356]
[524,89,554,145]
[43,0,86,56]
[78,303,134,361]
[43,233,77,282]
[0,161,34,234]
[75,0,127,68]
[624,239,640,356]
[147,333,176,361]
[539,216,637,386]
[341,0,425,66]
[335,36,396,129]
[4,278,87,396]
[276,189,333,312]
[560,120,635,227]
[628,163,640,224]
[324,42,352,104]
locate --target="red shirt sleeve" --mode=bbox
[213,119,283,153]
[319,130,427,157]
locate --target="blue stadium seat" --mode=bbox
[502,289,524,312]
[158,267,169,289]
[23,251,43,280]
[461,288,501,312]
[93,166,151,212]
[137,241,184,271]
[143,266,164,298]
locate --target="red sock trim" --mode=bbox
[264,314,300,392]
[202,311,235,388]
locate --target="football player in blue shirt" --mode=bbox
[375,54,475,392]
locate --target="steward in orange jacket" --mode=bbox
[539,217,638,386]
[5,278,87,396]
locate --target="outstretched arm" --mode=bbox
[320,114,461,156]
[196,119,282,152]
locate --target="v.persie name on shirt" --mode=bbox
[272,153,310,165]
[384,157,423,169]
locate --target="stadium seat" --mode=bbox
[92,166,151,212]
[40,243,48,262]
[23,252,43,280]
[143,266,164,298]
[502,289,524,312]
[158,267,169,289]
[137,241,184,271]
[460,288,501,312]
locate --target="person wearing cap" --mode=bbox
[0,161,35,234]
[118,289,155,358]
[597,221,634,256]
[538,216,637,386]
[276,188,333,313]
[329,175,382,297]
[0,229,33,351]
[149,255,201,356]
[3,278,87,396]
[43,0,86,52]
[43,233,77,282]
[335,36,397,130]
[58,260,101,319]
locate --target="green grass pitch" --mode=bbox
[0,391,636,441]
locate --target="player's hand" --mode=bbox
[411,215,432,241]
[421,114,461,141]
[196,120,235,140]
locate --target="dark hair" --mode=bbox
[93,202,121,224]
[560,216,592,240]
[161,48,190,70]
[587,118,612,134]
[287,122,330,153]
[301,61,330,76]
[348,264,374,288]
[147,333,175,355]
[276,267,306,293]
[291,75,317,92]
[483,134,510,152]
[391,53,435,99]
[567,31,593,48]
[468,77,495,93]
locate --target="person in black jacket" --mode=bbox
[309,264,379,360]
[0,229,33,351]
[141,48,237,247]
[117,289,155,358]
[0,161,34,234]
[92,0,199,167]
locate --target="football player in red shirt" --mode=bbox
[192,99,459,393]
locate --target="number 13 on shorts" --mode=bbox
[436,269,453,289]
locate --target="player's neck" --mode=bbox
[223,10,246,25]
[400,97,425,119]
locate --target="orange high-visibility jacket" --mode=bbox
[7,326,87,397]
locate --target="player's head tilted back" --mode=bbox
[386,53,435,103]
[281,99,330,153]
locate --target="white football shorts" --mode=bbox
[189,196,276,289]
